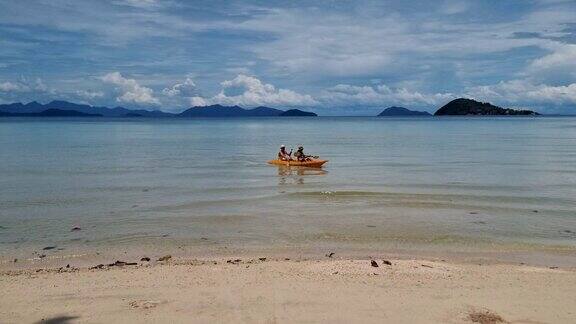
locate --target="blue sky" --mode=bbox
[1,0,576,115]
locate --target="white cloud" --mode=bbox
[439,0,470,15]
[0,78,52,94]
[75,90,104,100]
[100,72,160,105]
[0,81,26,92]
[194,74,317,107]
[466,79,576,106]
[189,96,208,107]
[318,84,455,107]
[236,3,576,79]
[526,44,576,80]
[162,78,199,97]
[117,0,158,8]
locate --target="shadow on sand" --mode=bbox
[35,315,79,324]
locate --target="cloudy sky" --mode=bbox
[1,0,575,115]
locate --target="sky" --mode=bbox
[1,0,576,115]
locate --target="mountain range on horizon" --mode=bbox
[0,98,545,118]
[0,100,318,118]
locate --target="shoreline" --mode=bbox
[3,241,576,272]
[1,256,575,323]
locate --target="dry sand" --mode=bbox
[1,257,575,323]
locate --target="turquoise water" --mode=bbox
[1,117,575,257]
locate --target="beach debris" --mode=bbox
[332,271,339,275]
[158,255,172,262]
[39,254,46,259]
[469,212,478,215]
[284,258,291,261]
[258,257,267,261]
[71,226,82,231]
[90,264,106,270]
[370,260,379,267]
[549,266,558,269]
[129,300,161,309]
[57,266,76,273]
[140,257,151,262]
[42,246,57,250]
[108,260,137,267]
[421,264,433,268]
[532,210,538,213]
[13,258,17,263]
[326,252,335,258]
[201,237,208,240]
[227,259,242,264]
[382,260,392,266]
[468,310,505,324]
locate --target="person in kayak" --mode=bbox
[278,145,292,161]
[294,146,312,162]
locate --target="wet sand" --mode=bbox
[1,257,575,323]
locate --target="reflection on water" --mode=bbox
[276,165,328,185]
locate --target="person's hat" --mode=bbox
[298,146,303,150]
[280,144,285,148]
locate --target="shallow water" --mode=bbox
[1,117,575,258]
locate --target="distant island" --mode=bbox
[179,105,283,117]
[0,108,102,117]
[378,106,431,116]
[0,101,172,118]
[279,109,317,116]
[0,101,318,118]
[434,98,539,116]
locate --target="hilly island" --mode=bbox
[378,106,432,116]
[0,98,540,117]
[435,98,539,116]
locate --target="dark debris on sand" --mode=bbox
[158,255,172,262]
[468,310,505,324]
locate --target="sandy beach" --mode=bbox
[1,256,575,323]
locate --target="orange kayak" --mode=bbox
[268,159,328,168]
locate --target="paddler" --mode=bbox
[278,145,292,161]
[294,146,312,162]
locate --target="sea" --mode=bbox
[1,117,575,263]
